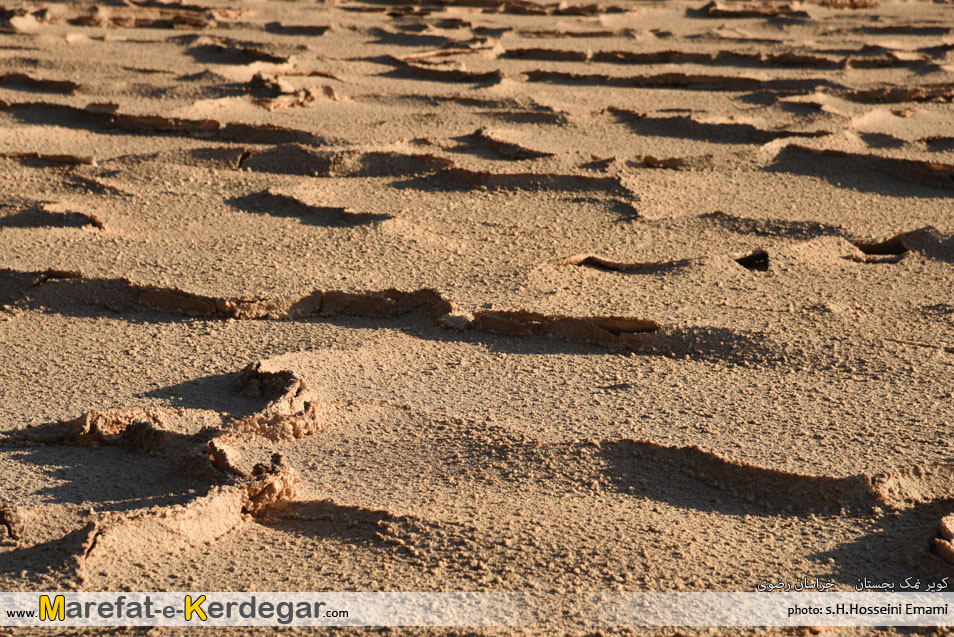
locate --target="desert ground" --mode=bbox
[0,0,953,632]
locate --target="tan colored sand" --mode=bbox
[1,0,954,633]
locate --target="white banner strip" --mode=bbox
[2,592,954,627]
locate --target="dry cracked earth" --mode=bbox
[0,0,953,633]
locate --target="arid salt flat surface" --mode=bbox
[0,0,953,633]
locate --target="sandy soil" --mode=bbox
[1,0,953,632]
